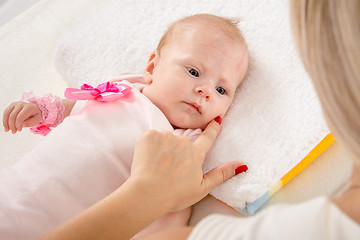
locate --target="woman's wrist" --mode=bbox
[93,178,173,239]
[125,177,174,214]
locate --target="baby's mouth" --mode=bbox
[186,102,201,114]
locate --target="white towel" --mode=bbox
[54,0,330,213]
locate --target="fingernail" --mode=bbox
[214,116,222,125]
[235,165,248,175]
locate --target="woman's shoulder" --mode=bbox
[188,197,360,240]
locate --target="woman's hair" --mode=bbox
[157,14,246,52]
[290,0,360,163]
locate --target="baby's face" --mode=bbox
[142,25,248,129]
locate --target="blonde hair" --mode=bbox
[157,14,246,52]
[290,0,360,163]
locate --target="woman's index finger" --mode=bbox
[194,119,221,154]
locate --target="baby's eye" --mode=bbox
[216,86,226,95]
[187,67,199,77]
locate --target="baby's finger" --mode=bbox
[8,105,24,134]
[194,117,221,161]
[15,109,26,131]
[3,104,15,132]
[16,106,35,131]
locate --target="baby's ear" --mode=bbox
[143,50,159,85]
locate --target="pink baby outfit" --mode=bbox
[0,74,201,239]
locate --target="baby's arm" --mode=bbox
[3,98,76,134]
[62,99,76,118]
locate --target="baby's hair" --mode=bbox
[157,13,247,52]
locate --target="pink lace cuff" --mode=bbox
[21,92,65,136]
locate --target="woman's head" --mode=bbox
[290,0,360,163]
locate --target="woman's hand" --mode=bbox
[39,118,247,240]
[130,118,247,212]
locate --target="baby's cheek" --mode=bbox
[219,102,231,115]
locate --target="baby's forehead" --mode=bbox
[174,18,241,40]
[160,15,247,51]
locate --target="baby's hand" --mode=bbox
[3,102,42,134]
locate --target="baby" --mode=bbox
[1,14,248,239]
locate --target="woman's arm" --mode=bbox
[39,179,171,240]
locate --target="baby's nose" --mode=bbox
[196,86,211,100]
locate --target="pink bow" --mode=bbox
[65,82,132,102]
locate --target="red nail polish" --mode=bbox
[235,165,248,175]
[214,116,222,125]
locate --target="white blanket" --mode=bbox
[53,0,350,213]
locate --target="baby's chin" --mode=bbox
[171,121,208,130]
[167,114,210,130]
